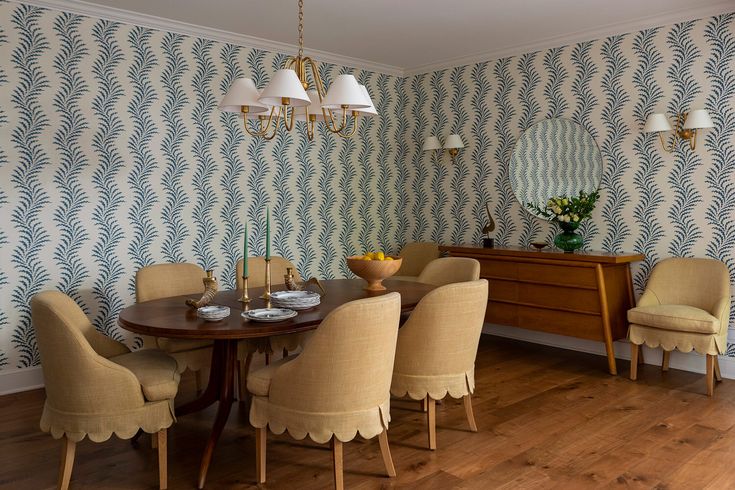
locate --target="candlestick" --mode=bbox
[265,207,271,260]
[260,258,272,301]
[240,276,251,304]
[243,222,248,277]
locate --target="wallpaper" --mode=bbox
[0,1,405,370]
[403,13,735,354]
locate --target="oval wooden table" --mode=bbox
[118,278,436,489]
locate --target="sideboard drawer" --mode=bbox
[488,280,601,314]
[517,263,597,288]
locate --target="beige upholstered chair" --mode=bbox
[247,293,401,489]
[391,280,489,449]
[628,257,731,396]
[415,257,481,286]
[31,291,178,489]
[136,263,212,390]
[393,241,440,281]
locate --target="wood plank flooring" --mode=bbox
[2,335,735,489]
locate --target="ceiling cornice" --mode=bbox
[12,0,735,78]
[14,0,405,76]
[403,1,735,75]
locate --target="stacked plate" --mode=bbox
[197,305,230,322]
[270,290,321,310]
[242,308,297,323]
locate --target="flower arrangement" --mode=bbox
[528,190,600,224]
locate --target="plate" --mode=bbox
[271,290,320,301]
[197,305,230,321]
[242,308,297,323]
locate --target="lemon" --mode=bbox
[376,251,385,261]
[385,257,393,261]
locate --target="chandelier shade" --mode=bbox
[259,69,311,107]
[350,85,378,117]
[321,74,370,110]
[295,90,326,121]
[219,78,270,114]
[683,109,714,129]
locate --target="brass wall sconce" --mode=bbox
[643,109,714,152]
[423,134,464,161]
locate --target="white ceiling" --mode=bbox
[32,0,735,74]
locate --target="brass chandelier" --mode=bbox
[219,0,377,141]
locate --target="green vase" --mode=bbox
[554,221,583,253]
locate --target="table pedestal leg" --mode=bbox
[176,340,228,416]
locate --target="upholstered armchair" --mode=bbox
[136,263,213,391]
[628,257,731,396]
[31,291,179,489]
[416,257,481,286]
[391,279,489,449]
[247,293,401,489]
[393,241,440,281]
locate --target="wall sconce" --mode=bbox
[422,134,464,161]
[643,109,714,152]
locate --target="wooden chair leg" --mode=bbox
[58,436,76,490]
[426,396,436,450]
[662,350,671,372]
[157,429,167,489]
[463,394,478,432]
[255,427,266,484]
[714,356,723,382]
[332,437,344,490]
[378,430,396,477]
[706,354,715,397]
[630,343,639,381]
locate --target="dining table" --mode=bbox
[118,278,436,489]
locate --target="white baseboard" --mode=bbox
[483,324,735,379]
[0,366,44,396]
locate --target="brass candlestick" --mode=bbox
[260,258,272,301]
[240,276,251,304]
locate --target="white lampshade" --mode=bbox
[294,90,326,122]
[219,78,269,114]
[683,109,714,129]
[444,134,464,149]
[643,113,673,133]
[423,136,441,151]
[258,69,311,108]
[321,74,370,110]
[350,85,378,117]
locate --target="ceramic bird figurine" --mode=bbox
[186,270,219,309]
[285,268,326,296]
[482,202,496,237]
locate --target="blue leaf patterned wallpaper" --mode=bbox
[404,12,735,355]
[0,1,734,378]
[0,2,405,370]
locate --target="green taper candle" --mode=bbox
[265,207,271,260]
[243,222,248,277]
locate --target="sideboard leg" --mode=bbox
[595,264,617,375]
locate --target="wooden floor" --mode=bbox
[2,335,735,489]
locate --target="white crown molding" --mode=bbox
[13,0,405,76]
[404,2,735,76]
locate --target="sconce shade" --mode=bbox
[258,69,311,107]
[321,74,370,110]
[643,113,673,133]
[350,85,378,117]
[444,134,464,149]
[294,90,326,121]
[683,109,714,129]
[219,78,270,114]
[423,136,442,151]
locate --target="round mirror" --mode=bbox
[509,118,602,218]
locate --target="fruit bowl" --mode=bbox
[346,256,403,291]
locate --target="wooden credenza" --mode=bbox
[440,245,644,375]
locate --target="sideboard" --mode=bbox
[439,245,644,375]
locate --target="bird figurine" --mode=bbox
[186,270,219,308]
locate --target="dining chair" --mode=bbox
[236,256,305,394]
[247,293,402,489]
[393,242,440,281]
[416,257,481,286]
[391,279,489,449]
[31,290,179,490]
[628,257,731,396]
[136,262,213,391]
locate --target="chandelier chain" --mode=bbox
[298,0,304,58]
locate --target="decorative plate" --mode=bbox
[270,290,321,310]
[197,305,230,322]
[242,308,297,323]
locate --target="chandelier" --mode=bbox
[219,0,377,141]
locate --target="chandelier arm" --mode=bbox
[335,112,359,139]
[304,56,348,133]
[283,105,296,132]
[243,106,279,137]
[260,107,282,141]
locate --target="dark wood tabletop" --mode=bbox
[118,278,436,340]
